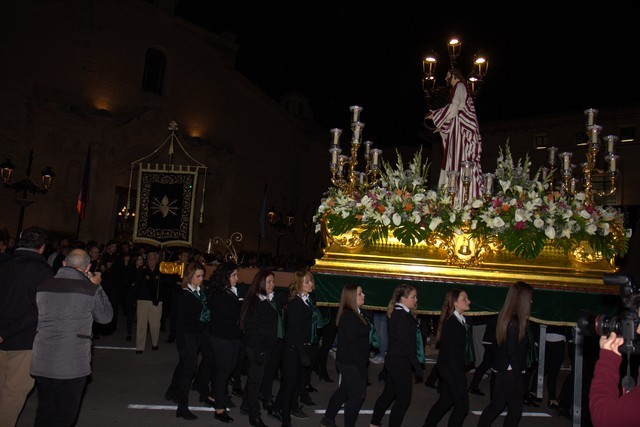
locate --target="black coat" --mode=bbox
[243,297,280,354]
[493,319,528,378]
[208,287,242,340]
[335,310,370,377]
[0,249,53,350]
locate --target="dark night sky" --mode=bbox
[175,2,638,147]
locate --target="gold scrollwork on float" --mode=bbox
[568,241,614,269]
[429,233,495,268]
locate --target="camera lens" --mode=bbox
[595,315,621,336]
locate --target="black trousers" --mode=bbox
[543,340,566,400]
[243,347,271,417]
[477,371,524,427]
[274,344,304,424]
[167,331,208,408]
[260,338,283,403]
[34,375,87,427]
[424,363,469,427]
[325,362,367,427]
[370,356,413,427]
[209,336,241,410]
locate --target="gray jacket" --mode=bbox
[30,266,113,379]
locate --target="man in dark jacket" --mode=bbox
[0,227,53,427]
[30,248,113,426]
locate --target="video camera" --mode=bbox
[577,273,640,355]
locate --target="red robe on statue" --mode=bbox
[430,81,483,207]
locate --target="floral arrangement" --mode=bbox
[313,145,631,260]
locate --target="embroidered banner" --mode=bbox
[133,166,198,246]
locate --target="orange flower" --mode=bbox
[502,203,510,212]
[378,205,386,213]
[404,203,413,212]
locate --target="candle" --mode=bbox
[584,108,597,127]
[484,173,494,193]
[329,147,340,165]
[371,149,381,168]
[364,140,373,158]
[547,147,558,165]
[330,128,341,146]
[605,135,617,153]
[562,152,572,171]
[349,105,363,123]
[609,155,618,172]
[588,125,601,145]
[352,122,364,142]
[570,178,577,193]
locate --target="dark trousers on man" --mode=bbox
[34,375,86,427]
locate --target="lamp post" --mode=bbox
[267,208,294,258]
[1,149,55,238]
[421,36,489,110]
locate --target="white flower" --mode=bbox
[392,213,402,226]
[575,192,586,201]
[533,218,544,228]
[545,226,556,239]
[491,217,505,228]
[381,215,391,226]
[586,223,597,235]
[579,210,591,220]
[429,217,442,231]
[412,212,421,224]
[472,199,484,208]
[470,219,478,230]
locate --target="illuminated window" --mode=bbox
[534,134,548,150]
[141,48,166,95]
[619,126,636,143]
[575,131,588,147]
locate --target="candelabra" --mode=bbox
[421,36,489,109]
[329,106,382,196]
[543,108,618,206]
[1,149,55,237]
[266,208,294,258]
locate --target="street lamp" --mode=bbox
[267,207,294,258]
[1,149,55,238]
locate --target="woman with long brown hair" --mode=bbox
[424,287,472,427]
[369,284,422,427]
[477,281,534,427]
[239,268,281,427]
[321,284,370,427]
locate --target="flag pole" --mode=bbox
[257,183,267,259]
[76,146,91,244]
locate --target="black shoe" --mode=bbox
[468,387,485,396]
[214,411,234,423]
[320,416,337,427]
[268,409,282,421]
[165,337,175,343]
[300,395,316,406]
[135,350,143,354]
[523,398,540,408]
[152,345,159,351]
[290,406,310,419]
[199,395,215,406]
[529,393,542,402]
[232,387,244,398]
[176,407,198,420]
[249,416,268,427]
[305,384,318,393]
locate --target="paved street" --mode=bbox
[16,330,574,427]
